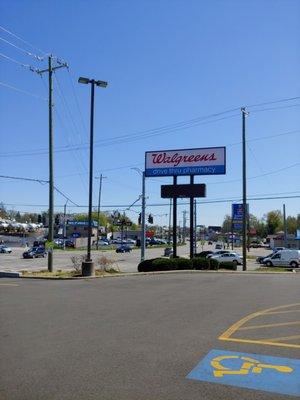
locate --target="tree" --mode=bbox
[286,216,297,234]
[0,202,7,219]
[222,215,232,233]
[266,210,283,234]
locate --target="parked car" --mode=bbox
[116,245,132,253]
[272,247,286,252]
[207,250,231,259]
[195,250,214,258]
[96,240,109,246]
[124,239,137,245]
[211,252,243,265]
[262,250,300,268]
[215,243,223,249]
[33,240,46,248]
[64,240,75,248]
[208,241,213,245]
[0,245,12,254]
[256,252,277,264]
[23,247,47,259]
[164,247,173,257]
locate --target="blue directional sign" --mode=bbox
[187,349,300,397]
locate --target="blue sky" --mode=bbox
[0,0,299,226]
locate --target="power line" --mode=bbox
[0,36,43,60]
[0,25,47,56]
[246,96,300,109]
[0,175,79,207]
[251,103,300,113]
[2,194,300,210]
[0,80,47,101]
[0,52,36,69]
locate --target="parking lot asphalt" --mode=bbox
[1,273,299,400]
[0,244,264,272]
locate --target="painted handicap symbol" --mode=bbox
[211,355,293,377]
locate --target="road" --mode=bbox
[0,243,265,272]
[1,273,299,400]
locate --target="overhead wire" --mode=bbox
[0,25,47,56]
[0,80,47,101]
[0,36,43,60]
[0,52,36,69]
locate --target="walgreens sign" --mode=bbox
[145,147,226,177]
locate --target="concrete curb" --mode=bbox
[1,268,296,280]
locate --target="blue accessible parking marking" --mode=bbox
[187,349,300,397]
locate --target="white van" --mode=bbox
[263,250,300,268]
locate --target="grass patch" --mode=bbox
[256,267,293,272]
[21,268,122,278]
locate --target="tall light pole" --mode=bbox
[78,77,107,276]
[95,174,107,250]
[241,107,248,271]
[132,168,146,262]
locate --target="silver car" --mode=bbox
[210,252,243,265]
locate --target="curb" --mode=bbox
[1,268,297,280]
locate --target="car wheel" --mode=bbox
[290,261,298,268]
[266,261,273,267]
[232,260,238,266]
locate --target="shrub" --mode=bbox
[218,261,237,271]
[96,254,115,272]
[138,257,192,272]
[138,258,158,272]
[192,257,210,270]
[70,254,85,272]
[208,258,219,270]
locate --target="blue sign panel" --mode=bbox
[187,349,300,397]
[68,220,98,227]
[232,203,244,221]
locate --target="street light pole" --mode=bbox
[78,76,107,276]
[241,107,248,271]
[95,174,106,250]
[131,168,146,262]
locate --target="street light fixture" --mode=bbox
[78,76,108,276]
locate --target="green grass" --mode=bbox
[256,267,293,272]
[20,268,121,278]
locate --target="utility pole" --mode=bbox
[63,199,68,250]
[241,107,248,271]
[168,199,172,244]
[37,55,68,272]
[95,174,106,250]
[182,210,187,244]
[189,175,194,259]
[141,171,146,261]
[283,204,287,247]
[194,199,197,255]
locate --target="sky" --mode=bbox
[0,0,300,227]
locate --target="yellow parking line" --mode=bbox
[0,283,19,286]
[219,303,300,349]
[264,335,300,343]
[219,337,300,349]
[264,310,300,315]
[239,321,300,331]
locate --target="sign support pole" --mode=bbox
[172,176,177,257]
[242,107,247,271]
[190,175,194,259]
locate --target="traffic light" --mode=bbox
[55,214,60,225]
[138,213,141,225]
[148,214,153,224]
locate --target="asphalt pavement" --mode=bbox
[1,273,299,400]
[0,243,263,272]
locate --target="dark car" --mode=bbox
[33,240,46,248]
[194,250,214,258]
[116,245,132,253]
[23,247,47,259]
[64,240,75,248]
